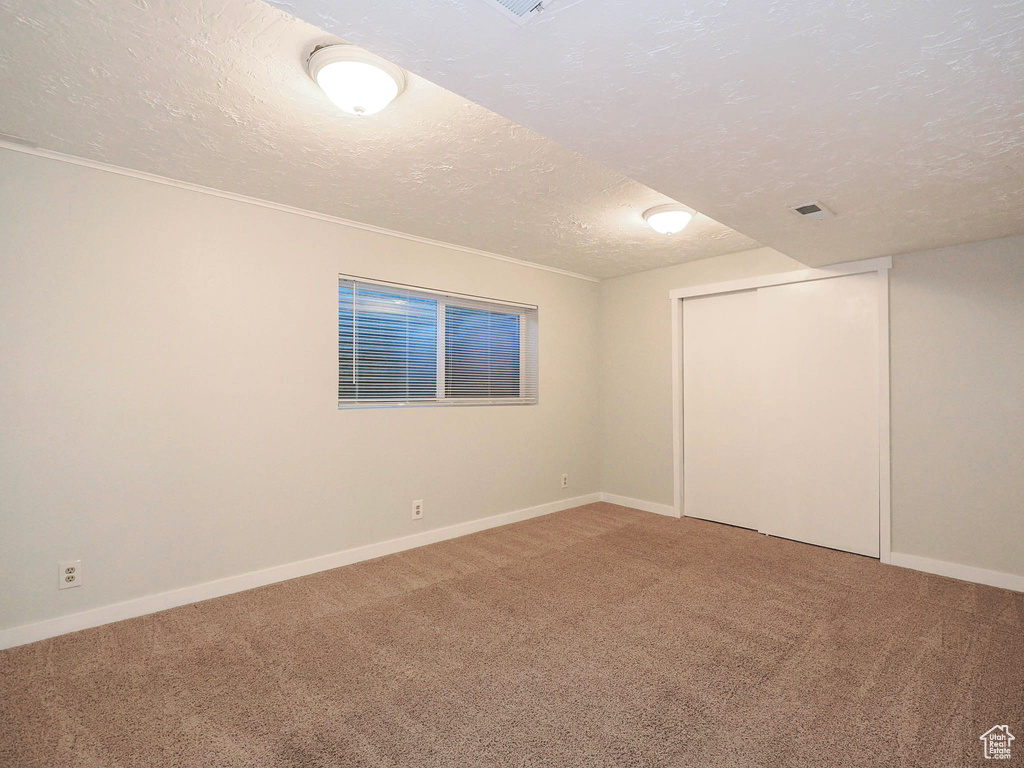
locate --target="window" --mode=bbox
[339,277,538,407]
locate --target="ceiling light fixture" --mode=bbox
[643,204,693,235]
[307,44,407,116]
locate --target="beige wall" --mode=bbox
[890,236,1024,575]
[0,149,600,631]
[3,145,1022,636]
[597,248,804,503]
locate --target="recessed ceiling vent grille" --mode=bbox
[792,201,833,220]
[479,0,549,25]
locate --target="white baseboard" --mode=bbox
[0,492,601,651]
[26,495,1012,652]
[594,501,1024,594]
[889,552,1024,593]
[599,492,679,518]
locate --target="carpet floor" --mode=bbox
[1,503,1022,767]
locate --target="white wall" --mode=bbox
[599,235,1024,580]
[890,236,1024,576]
[0,148,600,632]
[597,248,804,503]
[4,146,1021,640]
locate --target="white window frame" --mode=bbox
[338,275,538,409]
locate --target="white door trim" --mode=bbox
[669,256,893,563]
[877,269,892,563]
[668,256,892,301]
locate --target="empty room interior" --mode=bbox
[1,0,1023,765]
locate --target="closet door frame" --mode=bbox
[669,256,892,564]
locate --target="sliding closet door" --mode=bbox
[756,273,880,557]
[682,290,761,530]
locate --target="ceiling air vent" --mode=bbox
[792,201,832,220]
[479,0,548,25]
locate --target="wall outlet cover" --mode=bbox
[58,560,82,590]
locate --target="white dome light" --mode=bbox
[307,45,407,116]
[643,204,693,235]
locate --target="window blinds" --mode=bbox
[338,282,437,402]
[339,277,538,407]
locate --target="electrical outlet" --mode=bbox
[411,499,424,520]
[58,560,82,590]
[561,473,569,489]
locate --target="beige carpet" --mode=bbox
[1,503,1022,767]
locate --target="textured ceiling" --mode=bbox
[273,0,1024,267]
[0,0,761,280]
